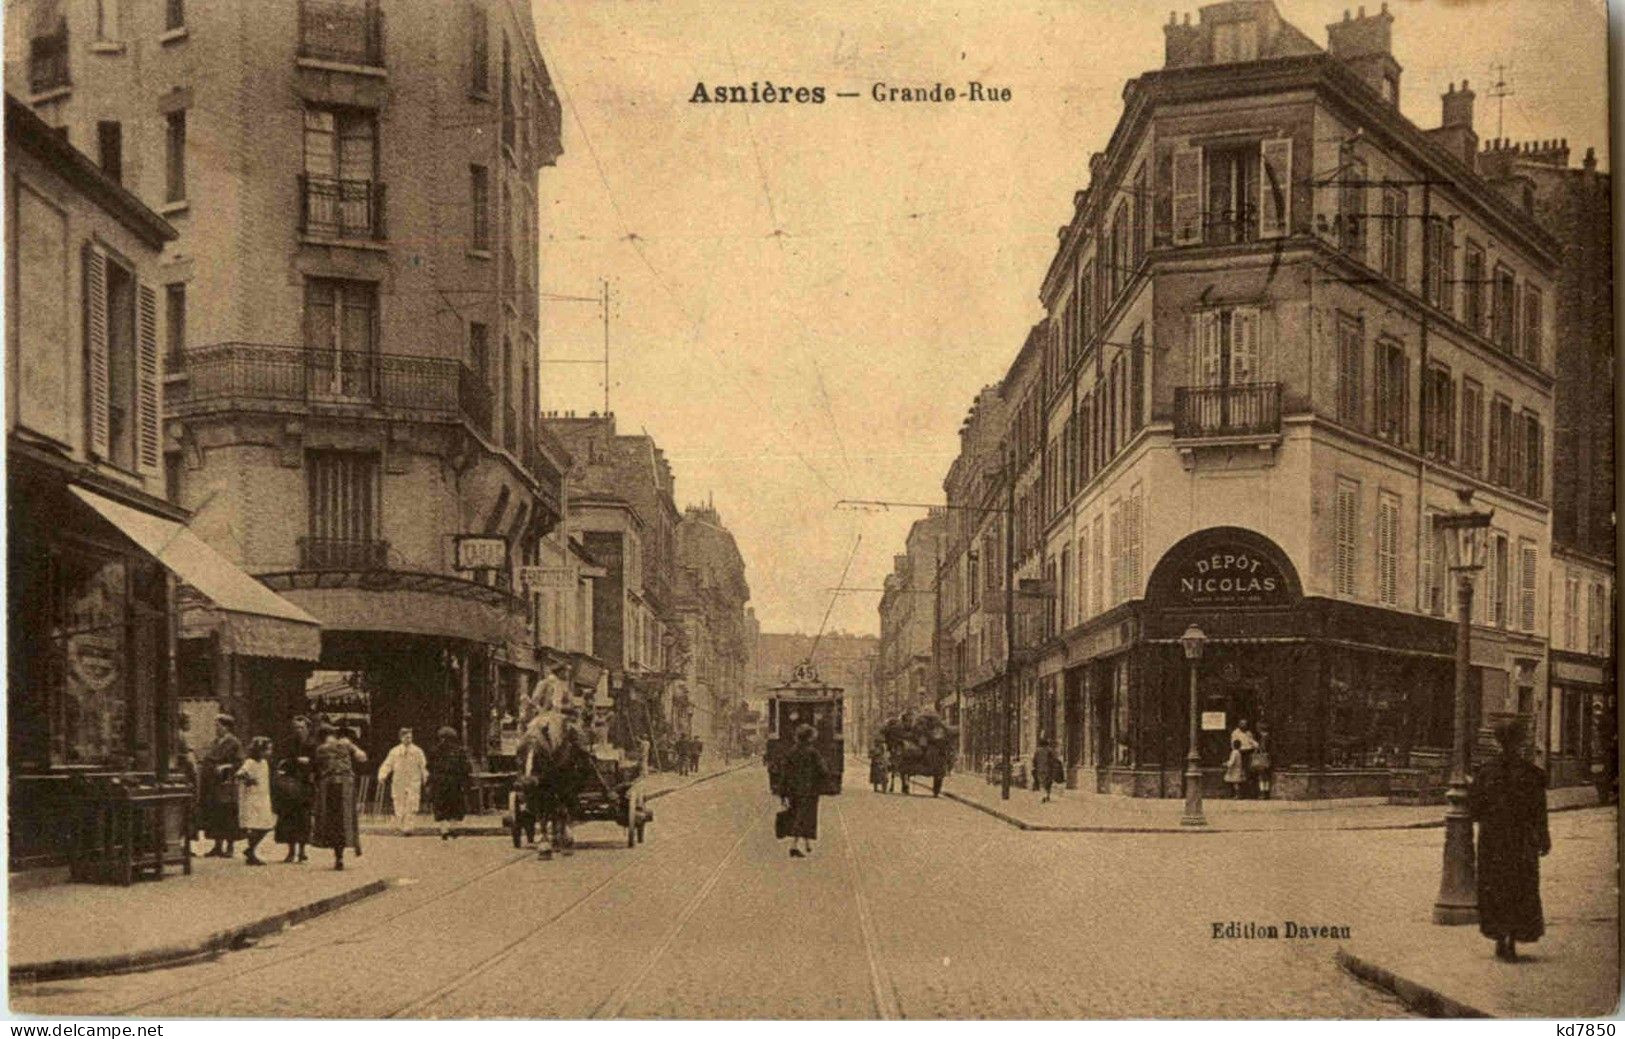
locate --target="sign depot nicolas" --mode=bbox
[1147,530,1299,610]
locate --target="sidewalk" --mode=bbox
[1335,807,1620,1018]
[935,771,1602,833]
[359,756,755,836]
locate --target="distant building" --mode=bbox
[876,510,946,720]
[675,503,752,754]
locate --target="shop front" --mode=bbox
[1548,652,1616,793]
[1066,527,1458,800]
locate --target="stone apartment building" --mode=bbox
[7,0,569,766]
[673,503,752,754]
[876,510,945,720]
[914,1,1574,799]
[543,412,682,756]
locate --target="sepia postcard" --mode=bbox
[2,0,1618,1023]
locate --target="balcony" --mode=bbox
[298,175,386,240]
[297,0,383,68]
[170,343,491,438]
[1174,382,1282,440]
[299,537,388,570]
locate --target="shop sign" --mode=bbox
[456,536,508,571]
[1201,710,1228,731]
[1147,529,1299,609]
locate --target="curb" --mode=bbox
[10,878,391,984]
[938,788,1605,835]
[1334,947,1492,1018]
[646,759,755,802]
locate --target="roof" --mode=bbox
[5,93,176,248]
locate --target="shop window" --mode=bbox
[1566,689,1585,757]
[1111,665,1131,766]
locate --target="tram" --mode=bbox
[764,660,844,796]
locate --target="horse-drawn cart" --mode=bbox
[507,739,652,853]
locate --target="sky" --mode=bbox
[530,0,1610,636]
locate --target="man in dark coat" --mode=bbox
[200,715,244,857]
[1470,716,1551,962]
[430,726,473,840]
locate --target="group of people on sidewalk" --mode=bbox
[187,715,472,871]
[1223,718,1273,799]
[667,735,704,776]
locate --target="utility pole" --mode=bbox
[1002,449,1016,802]
[602,278,611,416]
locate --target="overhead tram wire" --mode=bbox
[807,533,863,669]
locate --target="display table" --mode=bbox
[68,774,192,885]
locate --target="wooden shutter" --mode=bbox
[136,282,160,472]
[1377,494,1399,605]
[1197,310,1222,387]
[1520,542,1537,631]
[1172,146,1202,245]
[1230,307,1260,384]
[1335,480,1357,596]
[83,244,111,460]
[1259,137,1292,239]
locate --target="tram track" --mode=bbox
[98,767,761,1018]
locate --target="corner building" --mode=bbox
[7,0,567,765]
[1030,1,1557,798]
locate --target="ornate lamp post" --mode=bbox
[1180,624,1208,827]
[1433,487,1493,925]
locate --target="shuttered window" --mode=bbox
[1108,500,1123,605]
[1335,478,1359,597]
[1380,187,1407,284]
[1491,533,1509,628]
[1092,515,1105,615]
[1259,137,1292,239]
[1340,157,1366,256]
[1519,540,1538,632]
[81,245,160,475]
[1423,510,1446,616]
[1463,241,1486,334]
[1375,339,1408,444]
[1336,314,1362,427]
[307,451,380,545]
[1125,486,1143,597]
[1523,412,1543,499]
[1523,285,1543,365]
[1171,146,1202,245]
[1077,529,1089,621]
[1460,378,1482,474]
[1377,491,1400,606]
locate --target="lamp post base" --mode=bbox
[1432,784,1479,925]
[1181,762,1207,827]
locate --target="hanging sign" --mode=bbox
[456,535,508,571]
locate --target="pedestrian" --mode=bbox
[234,736,276,866]
[692,738,703,774]
[430,726,473,840]
[200,714,244,858]
[377,727,429,835]
[273,715,316,863]
[869,739,890,793]
[1252,726,1274,800]
[1224,738,1246,799]
[1230,718,1259,798]
[173,713,199,854]
[1471,716,1551,962]
[1034,737,1062,802]
[312,724,367,870]
[780,724,830,859]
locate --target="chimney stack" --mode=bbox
[1431,80,1478,167]
[1163,8,1203,68]
[1327,3,1401,105]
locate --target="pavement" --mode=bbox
[9,759,1614,1019]
[936,769,1602,832]
[9,758,752,982]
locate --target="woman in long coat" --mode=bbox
[312,725,367,870]
[273,716,316,863]
[1470,717,1552,962]
[782,724,831,858]
[200,715,244,857]
[429,726,473,840]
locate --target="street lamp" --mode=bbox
[1433,487,1494,925]
[1180,624,1208,827]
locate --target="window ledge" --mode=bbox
[295,56,386,79]
[29,85,72,105]
[89,41,126,55]
[159,27,189,45]
[159,199,190,216]
[467,248,493,260]
[299,234,388,253]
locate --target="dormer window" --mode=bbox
[1212,21,1258,63]
[1382,74,1398,104]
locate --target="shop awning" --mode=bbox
[71,485,322,662]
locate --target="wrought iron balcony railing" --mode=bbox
[299,536,389,570]
[1173,382,1282,439]
[298,174,386,240]
[171,343,491,438]
[298,0,383,67]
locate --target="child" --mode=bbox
[235,737,276,865]
[1223,738,1246,799]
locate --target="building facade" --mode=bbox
[6,94,323,870]
[8,0,569,767]
[876,510,945,721]
[674,504,752,756]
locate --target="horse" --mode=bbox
[516,730,594,858]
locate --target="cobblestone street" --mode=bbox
[12,761,1513,1019]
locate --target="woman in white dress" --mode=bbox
[236,736,277,866]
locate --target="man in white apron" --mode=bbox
[377,727,429,834]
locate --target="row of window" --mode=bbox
[1334,477,1543,631]
[1335,315,1545,499]
[1044,487,1144,639]
[1561,573,1613,657]
[1031,331,1147,538]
